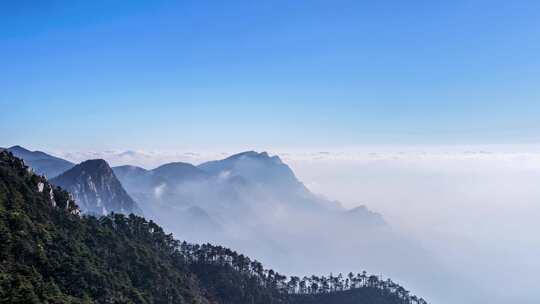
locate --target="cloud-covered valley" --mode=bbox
[50,145,540,304]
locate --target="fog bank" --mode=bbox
[287,146,540,304]
[56,145,540,304]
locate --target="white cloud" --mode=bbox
[46,144,540,303]
[153,183,166,199]
[50,144,540,170]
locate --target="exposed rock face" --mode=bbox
[52,159,142,216]
[0,150,79,214]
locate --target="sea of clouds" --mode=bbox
[52,145,540,304]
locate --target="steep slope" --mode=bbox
[7,145,74,178]
[51,159,142,216]
[0,150,427,304]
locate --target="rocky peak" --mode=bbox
[51,159,142,216]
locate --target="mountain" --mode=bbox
[114,151,344,213]
[113,151,410,275]
[198,151,343,210]
[7,145,74,178]
[116,151,452,303]
[113,151,345,246]
[198,151,302,190]
[0,150,427,304]
[51,159,142,216]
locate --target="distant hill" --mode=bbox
[7,145,74,178]
[0,150,427,304]
[51,159,142,216]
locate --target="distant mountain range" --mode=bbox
[7,145,74,178]
[112,151,384,232]
[7,145,384,232]
[114,150,368,214]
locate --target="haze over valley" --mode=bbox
[6,144,540,304]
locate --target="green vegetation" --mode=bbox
[0,151,427,304]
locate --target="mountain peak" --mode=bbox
[154,161,197,170]
[8,145,30,153]
[198,151,302,195]
[224,151,284,165]
[227,151,271,160]
[69,159,116,178]
[51,159,141,216]
[78,158,111,170]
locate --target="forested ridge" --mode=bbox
[0,151,427,304]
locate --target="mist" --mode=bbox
[286,146,540,304]
[56,146,540,304]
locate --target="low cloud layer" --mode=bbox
[54,145,540,169]
[286,147,540,304]
[51,145,540,304]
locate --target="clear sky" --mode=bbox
[1,0,539,151]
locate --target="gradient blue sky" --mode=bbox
[1,0,539,151]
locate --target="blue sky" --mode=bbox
[1,0,539,151]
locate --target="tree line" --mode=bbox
[101,212,428,304]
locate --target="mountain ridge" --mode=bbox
[7,145,74,178]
